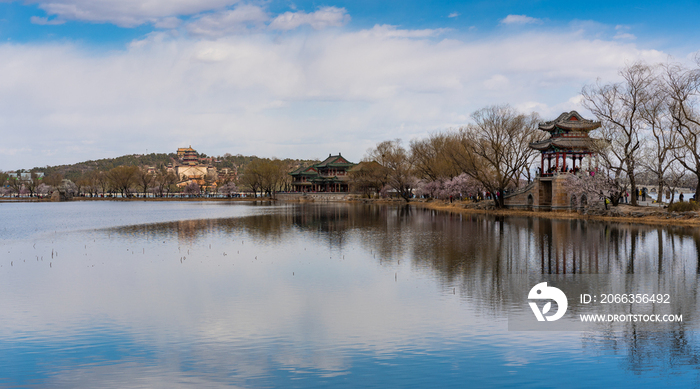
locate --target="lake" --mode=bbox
[1,201,700,388]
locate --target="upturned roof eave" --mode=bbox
[538,111,601,132]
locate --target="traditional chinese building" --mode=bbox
[177,146,199,166]
[290,154,355,192]
[529,111,600,175]
[504,111,602,211]
[171,146,217,191]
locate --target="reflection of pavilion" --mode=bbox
[505,111,601,211]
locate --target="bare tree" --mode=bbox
[240,159,264,197]
[410,132,460,181]
[582,62,655,206]
[154,168,178,197]
[44,173,63,189]
[95,171,110,195]
[106,166,139,197]
[638,75,679,201]
[348,161,390,198]
[203,172,218,196]
[83,170,100,197]
[366,139,416,202]
[664,61,700,200]
[259,159,288,198]
[74,173,92,197]
[663,161,687,205]
[24,173,42,197]
[7,173,22,196]
[135,168,154,198]
[0,171,8,197]
[448,105,542,208]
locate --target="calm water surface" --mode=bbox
[1,201,700,388]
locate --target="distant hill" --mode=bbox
[31,153,177,181]
[27,152,319,181]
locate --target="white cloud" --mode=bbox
[19,0,241,27]
[614,33,636,40]
[185,4,269,37]
[269,6,350,30]
[0,26,674,169]
[484,74,509,90]
[448,12,460,18]
[613,24,636,40]
[359,24,450,39]
[153,16,182,29]
[500,14,542,25]
[29,16,65,25]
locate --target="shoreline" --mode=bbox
[413,200,700,228]
[3,196,700,228]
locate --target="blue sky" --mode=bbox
[0,0,698,169]
[3,1,699,50]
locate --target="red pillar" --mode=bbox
[563,152,567,172]
[540,155,544,175]
[555,153,560,172]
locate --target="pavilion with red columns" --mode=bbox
[529,111,601,176]
[503,111,602,211]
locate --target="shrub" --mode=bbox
[668,201,700,213]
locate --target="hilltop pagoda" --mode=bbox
[529,111,601,175]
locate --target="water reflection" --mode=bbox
[5,202,700,387]
[109,204,700,377]
[111,204,700,286]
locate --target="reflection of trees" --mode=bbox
[402,208,700,376]
[111,211,297,245]
[112,204,700,282]
[110,203,700,374]
[110,204,420,251]
[582,328,700,374]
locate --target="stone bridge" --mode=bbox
[503,175,584,212]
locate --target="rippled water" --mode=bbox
[1,201,700,388]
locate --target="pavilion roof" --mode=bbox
[290,166,319,176]
[289,165,307,175]
[530,137,590,151]
[530,137,608,152]
[290,153,356,177]
[315,154,354,167]
[538,111,601,133]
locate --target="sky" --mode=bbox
[1,0,699,170]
